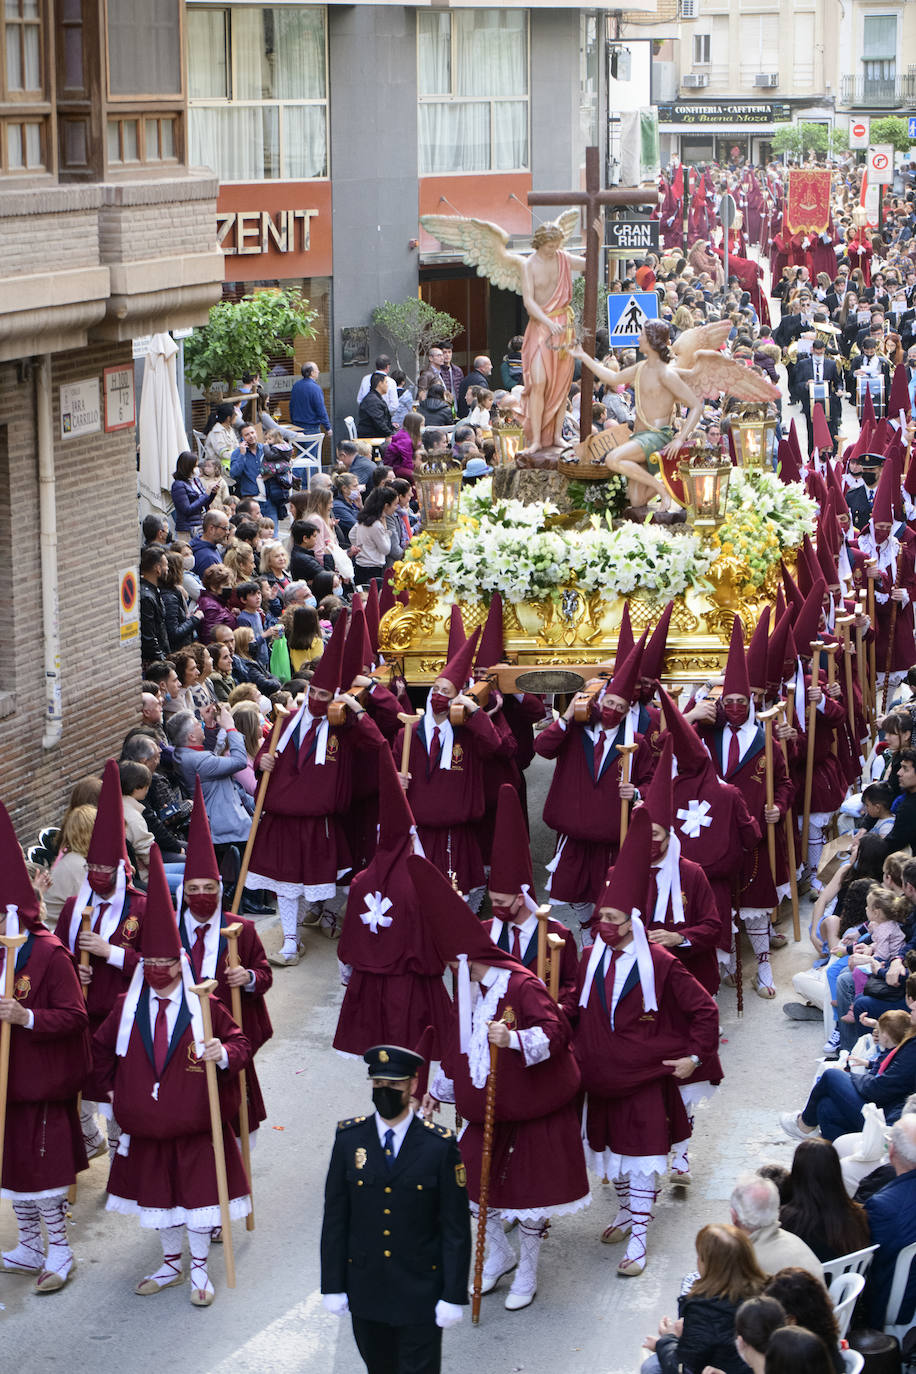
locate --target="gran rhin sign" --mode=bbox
[217,208,319,256]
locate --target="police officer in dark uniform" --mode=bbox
[321,1044,471,1374]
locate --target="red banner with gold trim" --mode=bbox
[785,169,831,235]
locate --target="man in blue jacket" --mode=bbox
[229,424,266,498]
[865,1114,916,1326]
[289,362,331,432]
[781,981,916,1141]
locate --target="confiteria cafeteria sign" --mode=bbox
[217,208,319,255]
[657,102,793,124]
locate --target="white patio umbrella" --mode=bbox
[138,332,189,515]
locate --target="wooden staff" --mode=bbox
[69,905,94,1204]
[534,904,551,985]
[855,591,868,722]
[0,929,28,1193]
[397,711,423,777]
[547,932,564,1003]
[220,922,254,1233]
[471,1019,505,1324]
[836,616,857,745]
[759,708,778,885]
[883,560,903,716]
[776,701,801,942]
[230,705,289,916]
[801,641,825,870]
[866,563,878,742]
[189,978,236,1288]
[823,642,840,758]
[617,743,639,845]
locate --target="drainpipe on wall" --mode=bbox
[36,354,62,749]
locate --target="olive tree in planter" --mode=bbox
[371,298,461,379]
[184,288,318,403]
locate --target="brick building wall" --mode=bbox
[0,344,141,840]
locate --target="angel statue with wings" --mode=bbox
[571,319,780,507]
[421,211,584,456]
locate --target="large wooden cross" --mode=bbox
[527,145,660,442]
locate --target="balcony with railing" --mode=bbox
[840,70,916,108]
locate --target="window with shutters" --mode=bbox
[0,0,50,173]
[739,14,779,84]
[861,14,897,100]
[693,33,711,64]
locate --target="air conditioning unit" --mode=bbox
[681,0,698,18]
[755,73,779,87]
[683,72,710,88]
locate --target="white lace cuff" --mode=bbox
[517,1026,550,1066]
[337,959,352,986]
[430,1067,455,1103]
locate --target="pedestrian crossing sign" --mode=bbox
[606,292,659,345]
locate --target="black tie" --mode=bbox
[384,1128,395,1169]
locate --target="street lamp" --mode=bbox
[731,404,778,471]
[414,455,463,538]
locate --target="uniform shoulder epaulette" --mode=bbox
[336,1115,368,1132]
[422,1119,454,1139]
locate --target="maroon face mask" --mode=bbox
[723,701,749,728]
[600,704,625,728]
[636,681,655,705]
[186,891,219,920]
[650,840,665,863]
[87,870,116,896]
[143,963,179,992]
[308,696,329,717]
[490,904,519,922]
[598,921,631,949]
[430,693,451,716]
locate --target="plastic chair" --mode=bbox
[344,415,357,440]
[289,431,324,488]
[841,1350,865,1374]
[822,1243,880,1288]
[830,1271,866,1340]
[883,1239,916,1343]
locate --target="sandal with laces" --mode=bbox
[617,1235,647,1276]
[135,1254,184,1296]
[189,1256,215,1307]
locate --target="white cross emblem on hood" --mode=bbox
[676,799,713,838]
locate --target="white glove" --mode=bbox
[323,1292,349,1316]
[435,1299,464,1329]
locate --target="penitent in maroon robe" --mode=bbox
[438,967,589,1219]
[394,709,500,895]
[247,710,385,895]
[573,942,721,1173]
[178,910,273,1133]
[2,930,91,1196]
[344,682,403,875]
[94,990,251,1226]
[536,718,655,905]
[334,848,452,1060]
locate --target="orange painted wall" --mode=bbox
[418,173,533,254]
[216,181,333,280]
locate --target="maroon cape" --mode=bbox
[94,990,250,1213]
[572,942,721,1157]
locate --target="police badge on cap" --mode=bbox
[363,1044,425,1079]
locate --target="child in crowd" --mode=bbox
[844,885,908,1011]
